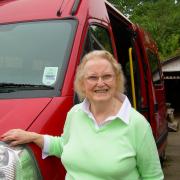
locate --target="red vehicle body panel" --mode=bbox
[135,26,167,138]
[0,98,51,132]
[0,0,168,179]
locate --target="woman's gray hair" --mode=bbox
[74,50,125,100]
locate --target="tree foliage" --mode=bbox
[108,0,180,60]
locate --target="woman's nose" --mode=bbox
[96,77,105,85]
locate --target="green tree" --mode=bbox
[108,0,180,60]
[108,0,140,15]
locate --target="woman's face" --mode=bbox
[82,58,117,104]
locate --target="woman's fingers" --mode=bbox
[9,140,22,147]
[1,135,15,142]
[1,129,43,148]
[1,129,28,146]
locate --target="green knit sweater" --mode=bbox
[44,104,164,180]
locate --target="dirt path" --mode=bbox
[163,115,180,180]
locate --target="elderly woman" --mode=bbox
[1,50,163,180]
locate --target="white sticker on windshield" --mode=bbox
[42,67,58,85]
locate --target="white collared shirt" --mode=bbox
[81,93,131,129]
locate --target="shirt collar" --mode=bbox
[81,93,131,125]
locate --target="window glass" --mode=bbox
[147,50,161,84]
[83,25,113,54]
[0,20,76,88]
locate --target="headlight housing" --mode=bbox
[0,141,42,180]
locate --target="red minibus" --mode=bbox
[0,0,168,179]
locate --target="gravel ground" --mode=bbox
[163,114,180,180]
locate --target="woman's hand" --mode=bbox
[1,129,44,148]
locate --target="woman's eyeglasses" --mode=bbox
[85,74,114,84]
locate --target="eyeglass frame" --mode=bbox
[84,73,115,84]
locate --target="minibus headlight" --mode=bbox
[0,142,41,180]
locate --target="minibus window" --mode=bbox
[88,25,113,53]
[0,20,76,98]
[147,50,161,85]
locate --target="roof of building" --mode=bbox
[162,56,180,72]
[161,56,180,79]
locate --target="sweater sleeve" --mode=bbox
[42,135,64,158]
[42,107,75,159]
[136,124,164,180]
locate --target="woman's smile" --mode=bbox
[94,89,108,93]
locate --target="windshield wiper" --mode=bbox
[0,83,54,91]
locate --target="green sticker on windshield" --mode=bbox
[42,67,58,85]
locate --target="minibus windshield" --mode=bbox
[0,19,76,96]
